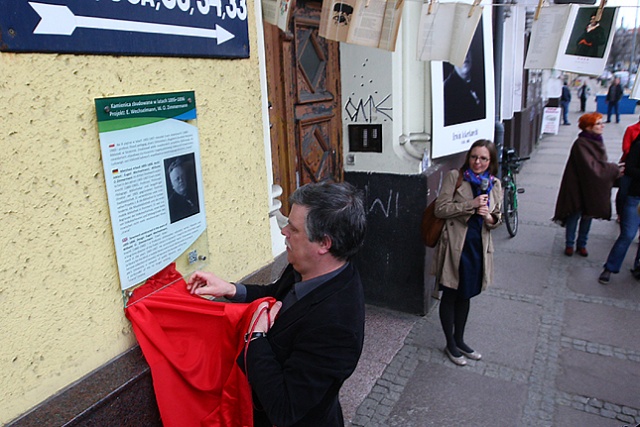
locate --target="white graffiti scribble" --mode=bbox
[368,189,400,218]
[345,94,392,122]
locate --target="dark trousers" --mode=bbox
[580,97,587,112]
[607,101,620,123]
[615,175,632,218]
[561,101,570,124]
[604,196,640,273]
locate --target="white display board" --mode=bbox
[95,91,208,298]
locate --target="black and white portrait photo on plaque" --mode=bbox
[164,153,200,224]
[443,21,486,127]
[564,7,615,59]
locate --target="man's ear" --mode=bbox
[318,235,332,255]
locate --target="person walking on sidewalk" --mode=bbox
[615,115,640,222]
[578,82,590,113]
[431,139,503,366]
[553,112,622,257]
[599,138,640,285]
[606,77,623,123]
[561,81,572,125]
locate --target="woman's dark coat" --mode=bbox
[553,134,620,224]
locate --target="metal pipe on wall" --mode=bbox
[494,0,506,172]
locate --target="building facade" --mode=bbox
[2,0,543,423]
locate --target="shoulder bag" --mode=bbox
[421,170,464,247]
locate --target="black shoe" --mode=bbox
[606,120,612,123]
[631,268,640,280]
[598,269,611,284]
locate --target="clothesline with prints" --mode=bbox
[312,0,631,65]
[414,0,640,11]
[534,0,606,20]
[419,0,640,28]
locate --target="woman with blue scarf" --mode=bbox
[553,113,621,257]
[431,140,503,366]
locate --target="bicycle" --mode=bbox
[501,148,529,237]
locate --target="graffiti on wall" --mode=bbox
[366,187,400,219]
[344,94,392,123]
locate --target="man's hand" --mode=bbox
[249,301,282,333]
[187,271,236,298]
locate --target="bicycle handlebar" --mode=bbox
[502,156,530,164]
[501,156,529,176]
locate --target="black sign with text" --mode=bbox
[0,0,249,58]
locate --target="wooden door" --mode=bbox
[264,0,343,214]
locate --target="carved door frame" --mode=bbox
[264,0,343,215]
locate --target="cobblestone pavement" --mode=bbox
[346,95,640,426]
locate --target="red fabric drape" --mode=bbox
[125,264,272,427]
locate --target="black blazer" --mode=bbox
[239,262,365,427]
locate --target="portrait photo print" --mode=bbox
[564,7,615,59]
[442,21,486,127]
[164,153,200,224]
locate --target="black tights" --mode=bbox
[439,287,473,356]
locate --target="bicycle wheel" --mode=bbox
[504,183,518,237]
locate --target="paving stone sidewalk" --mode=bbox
[345,95,640,427]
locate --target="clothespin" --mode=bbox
[534,0,545,21]
[395,0,404,11]
[468,0,482,18]
[365,0,371,7]
[595,0,607,21]
[427,0,434,14]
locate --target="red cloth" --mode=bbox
[621,121,640,162]
[125,264,273,427]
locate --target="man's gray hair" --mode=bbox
[290,182,366,261]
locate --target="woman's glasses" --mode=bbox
[470,155,490,163]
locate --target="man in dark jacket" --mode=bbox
[600,136,640,284]
[187,182,367,427]
[606,77,624,123]
[578,82,590,112]
[561,81,572,125]
[615,115,640,220]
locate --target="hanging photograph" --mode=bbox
[442,22,486,127]
[430,7,495,159]
[416,2,482,66]
[525,5,618,76]
[564,7,615,59]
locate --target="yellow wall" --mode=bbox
[0,7,273,423]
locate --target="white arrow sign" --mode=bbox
[28,2,235,45]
